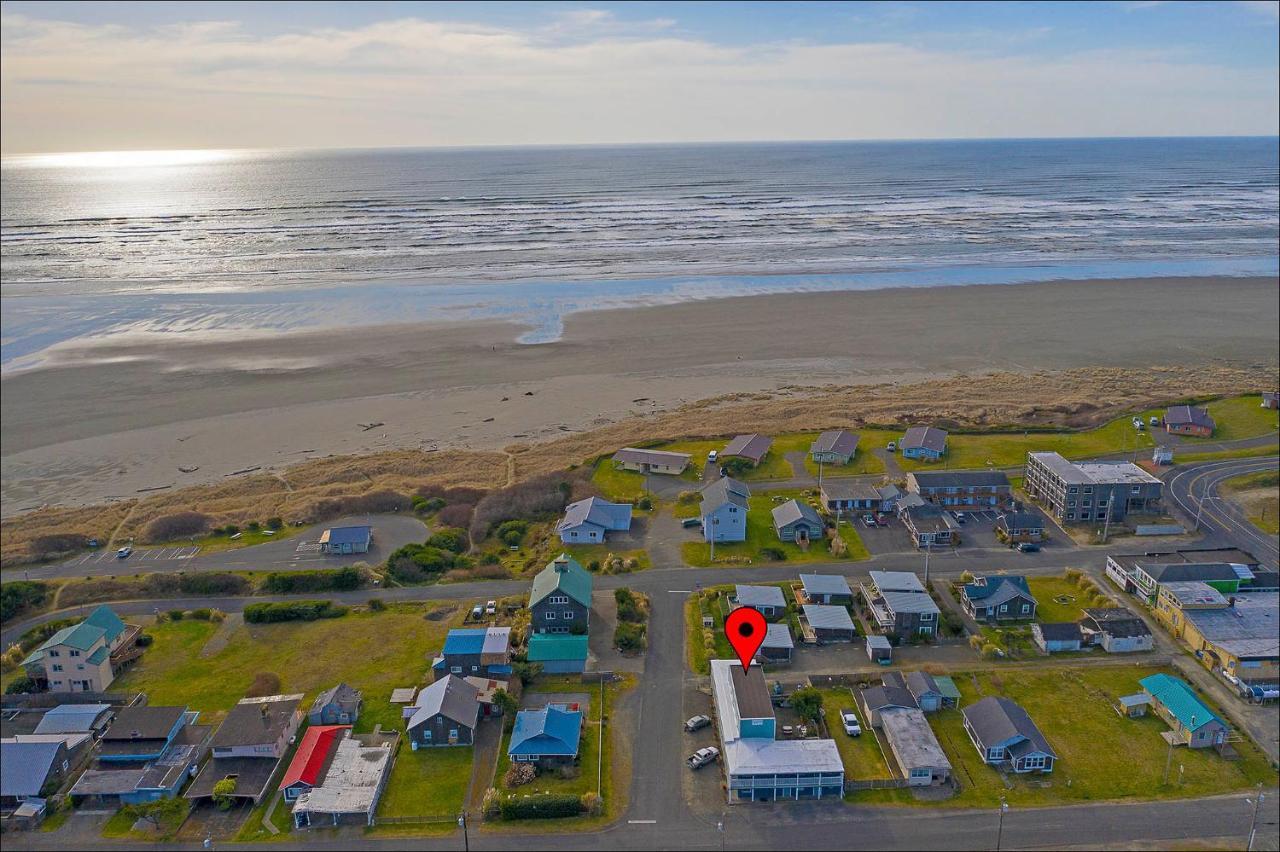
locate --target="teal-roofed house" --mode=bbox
[529,554,592,635]
[526,634,590,673]
[1138,674,1228,749]
[507,705,583,768]
[21,605,138,693]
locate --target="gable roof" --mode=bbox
[962,696,1056,758]
[1036,622,1083,643]
[443,627,512,657]
[963,575,1034,607]
[1080,607,1151,639]
[802,604,855,631]
[279,725,348,791]
[880,589,942,615]
[525,634,590,663]
[700,476,750,514]
[311,683,361,712]
[811,430,859,457]
[0,739,63,798]
[1165,405,1215,429]
[34,704,111,735]
[908,470,1009,489]
[800,573,853,597]
[1140,562,1243,584]
[210,694,303,749]
[905,671,943,699]
[530,554,593,608]
[556,497,632,534]
[611,447,691,467]
[508,706,582,757]
[83,606,127,644]
[772,499,824,530]
[862,685,917,712]
[1139,674,1222,732]
[35,622,106,655]
[722,433,772,463]
[321,525,372,546]
[408,675,481,731]
[734,585,786,610]
[901,426,948,453]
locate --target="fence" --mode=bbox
[844,778,909,791]
[372,814,458,827]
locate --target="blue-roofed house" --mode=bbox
[556,497,633,544]
[1,739,70,806]
[21,605,136,693]
[526,634,590,674]
[34,704,114,737]
[508,705,583,768]
[961,575,1037,623]
[433,627,513,680]
[69,705,211,806]
[319,525,372,554]
[1139,674,1229,749]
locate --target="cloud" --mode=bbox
[0,10,1275,154]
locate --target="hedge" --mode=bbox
[499,793,583,820]
[243,600,348,623]
[261,566,364,594]
[1,581,50,623]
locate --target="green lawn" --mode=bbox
[1027,575,1114,624]
[815,689,893,780]
[923,666,1276,808]
[377,745,474,818]
[589,457,698,502]
[236,792,298,843]
[1175,395,1280,443]
[1171,442,1280,464]
[650,437,795,482]
[681,491,868,567]
[101,801,190,841]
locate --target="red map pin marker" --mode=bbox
[725,606,767,669]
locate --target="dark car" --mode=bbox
[1017,542,1041,553]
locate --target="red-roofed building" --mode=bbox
[279,725,349,802]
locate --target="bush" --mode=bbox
[1,581,50,623]
[677,490,699,505]
[481,788,502,820]
[614,621,647,653]
[427,527,468,554]
[243,600,347,623]
[759,546,787,561]
[223,524,241,536]
[177,573,251,596]
[959,571,975,584]
[136,633,155,647]
[246,671,282,697]
[436,504,475,530]
[496,520,528,547]
[267,517,284,530]
[4,675,36,695]
[636,496,652,511]
[212,778,237,811]
[30,534,90,558]
[469,471,577,541]
[367,598,386,612]
[722,457,753,477]
[189,608,214,621]
[981,642,1002,659]
[386,544,458,584]
[614,588,644,623]
[423,496,446,513]
[580,792,603,817]
[262,566,364,594]
[511,661,542,685]
[789,686,824,722]
[142,511,212,543]
[504,763,536,787]
[167,609,185,621]
[499,793,582,820]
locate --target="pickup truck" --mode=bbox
[687,747,720,770]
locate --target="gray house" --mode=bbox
[861,571,940,638]
[962,696,1056,773]
[902,504,959,548]
[406,675,480,748]
[1024,452,1163,524]
[700,477,750,543]
[1078,608,1154,653]
[860,684,918,727]
[432,627,513,680]
[961,575,1037,622]
[900,426,948,460]
[529,554,592,635]
[996,512,1046,543]
[799,573,853,605]
[820,481,881,514]
[309,683,362,726]
[810,430,860,465]
[733,585,786,620]
[556,497,632,544]
[801,605,856,644]
[757,623,794,665]
[771,499,825,544]
[722,434,773,467]
[879,707,952,787]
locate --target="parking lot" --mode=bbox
[66,545,201,566]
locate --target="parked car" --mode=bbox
[707,450,718,463]
[952,511,967,524]
[862,514,877,529]
[1149,415,1161,427]
[687,746,720,770]
[470,605,484,620]
[840,709,862,737]
[681,516,703,529]
[875,514,890,527]
[1221,671,1240,687]
[485,600,497,616]
[1132,418,1145,431]
[115,546,133,559]
[1016,542,1041,553]
[684,715,711,732]
[886,441,896,452]
[86,538,100,548]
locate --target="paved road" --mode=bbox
[1163,456,1279,568]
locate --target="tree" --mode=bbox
[212,778,237,811]
[132,797,186,830]
[512,661,542,686]
[789,686,824,723]
[492,688,518,719]
[722,457,753,477]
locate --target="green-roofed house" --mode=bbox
[21,605,136,693]
[1138,674,1228,749]
[526,634,590,674]
[529,553,592,635]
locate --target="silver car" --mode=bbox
[687,746,720,770]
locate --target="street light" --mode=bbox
[458,810,469,852]
[995,796,1009,852]
[717,815,726,852]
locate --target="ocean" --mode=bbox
[2,137,1277,365]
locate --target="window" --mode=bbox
[910,768,931,779]
[999,604,1009,613]
[1068,486,1078,494]
[1020,604,1030,614]
[1131,485,1141,494]
[69,650,81,658]
[920,611,934,621]
[470,665,478,673]
[545,612,556,620]
[729,507,737,513]
[52,664,63,672]
[451,666,463,674]
[450,729,459,740]
[1083,486,1092,494]
[550,595,569,605]
[563,611,574,620]
[570,532,577,539]
[48,651,59,658]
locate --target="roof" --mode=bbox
[878,484,904,502]
[997,512,1044,531]
[83,606,127,643]
[1036,622,1083,643]
[902,504,956,533]
[866,635,893,650]
[1161,581,1228,607]
[103,706,185,743]
[292,735,392,817]
[1165,405,1215,429]
[1139,674,1223,731]
[34,704,111,735]
[389,688,418,704]
[556,497,632,534]
[0,740,63,797]
[1141,562,1244,584]
[879,707,951,772]
[70,766,149,796]
[700,476,750,513]
[209,694,303,749]
[722,433,773,463]
[508,706,582,757]
[862,685,918,712]
[735,585,786,610]
[901,426,948,453]
[868,571,927,594]
[802,604,856,632]
[1029,452,1161,486]
[772,499,824,531]
[812,430,860,457]
[443,627,512,657]
[963,575,1034,607]
[279,725,348,791]
[311,683,361,712]
[1181,593,1279,660]
[320,525,371,546]
[723,737,844,776]
[529,554,593,608]
[408,675,481,731]
[761,622,794,650]
[612,447,690,467]
[1080,608,1152,639]
[820,480,881,502]
[932,675,962,701]
[34,622,106,654]
[908,470,1010,489]
[1118,693,1151,709]
[905,671,943,698]
[880,589,941,616]
[800,573,853,597]
[962,696,1056,758]
[525,633,590,662]
[710,660,774,743]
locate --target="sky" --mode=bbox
[1,1,1277,155]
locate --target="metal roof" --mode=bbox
[866,635,893,650]
[761,622,794,650]
[800,573,852,596]
[722,433,773,463]
[811,430,860,457]
[34,704,111,735]
[962,696,1056,758]
[292,734,392,817]
[880,590,941,616]
[320,525,372,546]
[556,497,632,534]
[901,426,948,453]
[772,499,824,531]
[0,740,62,798]
[529,553,593,607]
[525,633,590,662]
[279,725,348,791]
[868,571,926,594]
[407,675,480,731]
[443,627,512,657]
[723,737,844,776]
[802,604,856,632]
[509,706,582,757]
[734,584,786,610]
[612,447,690,467]
[1139,674,1222,731]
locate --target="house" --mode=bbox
[962,575,1037,622]
[995,512,1045,543]
[525,634,589,674]
[962,697,1056,773]
[709,659,843,803]
[290,732,394,829]
[906,471,1012,508]
[1139,562,1245,605]
[810,430,860,465]
[529,554,592,635]
[319,525,371,555]
[757,623,794,665]
[432,627,513,680]
[1078,608,1154,653]
[1,740,69,807]
[308,684,362,726]
[878,708,952,787]
[819,481,880,514]
[866,635,893,664]
[1164,405,1215,437]
[882,670,951,711]
[902,504,960,548]
[1105,548,1259,602]
[771,499,825,544]
[900,426,948,460]
[721,433,773,467]
[860,571,940,638]
[20,605,138,693]
[70,705,211,806]
[1032,622,1083,653]
[801,605,856,644]
[406,675,480,748]
[733,585,787,619]
[798,573,853,605]
[611,447,691,475]
[1262,392,1279,410]
[508,705,583,768]
[1024,452,1163,524]
[33,703,114,737]
[1153,446,1174,466]
[279,725,349,803]
[1139,674,1228,749]
[1175,593,1278,686]
[876,484,905,512]
[556,497,633,544]
[699,476,750,542]
[187,694,304,805]
[859,684,918,727]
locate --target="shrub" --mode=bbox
[136,633,155,647]
[1,581,50,623]
[759,546,786,561]
[167,609,185,621]
[212,778,237,811]
[481,788,502,820]
[789,686,824,722]
[223,524,241,536]
[262,566,364,594]
[247,521,261,533]
[367,597,387,612]
[386,544,457,584]
[580,792,603,817]
[499,793,582,820]
[469,471,577,541]
[479,552,501,565]
[30,534,90,558]
[178,572,251,596]
[504,763,536,788]
[246,671,282,697]
[243,600,347,623]
[4,675,36,695]
[636,496,652,511]
[142,511,212,543]
[436,504,476,530]
[614,621,647,653]
[189,608,214,621]
[511,661,542,685]
[676,490,698,505]
[981,642,1002,659]
[427,528,468,554]
[959,571,975,584]
[968,634,985,651]
[496,520,528,547]
[423,496,446,513]
[721,457,753,477]
[614,588,644,623]
[267,517,284,530]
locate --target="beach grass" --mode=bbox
[1027,575,1111,624]
[1221,469,1280,535]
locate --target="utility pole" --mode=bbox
[1246,784,1265,852]
[717,814,726,852]
[458,811,469,852]
[995,796,1009,852]
[923,542,931,586]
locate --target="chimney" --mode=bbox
[554,558,567,573]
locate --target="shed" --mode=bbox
[1117,693,1150,718]
[866,635,893,664]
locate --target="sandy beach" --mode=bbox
[2,275,1277,514]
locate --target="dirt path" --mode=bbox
[199,612,243,658]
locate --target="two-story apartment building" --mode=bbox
[1024,452,1162,524]
[906,471,1012,508]
[21,605,138,693]
[529,554,592,634]
[700,476,750,543]
[187,694,304,805]
[860,571,941,638]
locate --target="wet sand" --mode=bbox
[2,275,1277,513]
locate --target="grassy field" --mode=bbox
[1176,395,1279,443]
[1027,575,1113,624]
[1221,469,1280,535]
[815,688,893,781]
[377,745,474,818]
[681,491,868,567]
